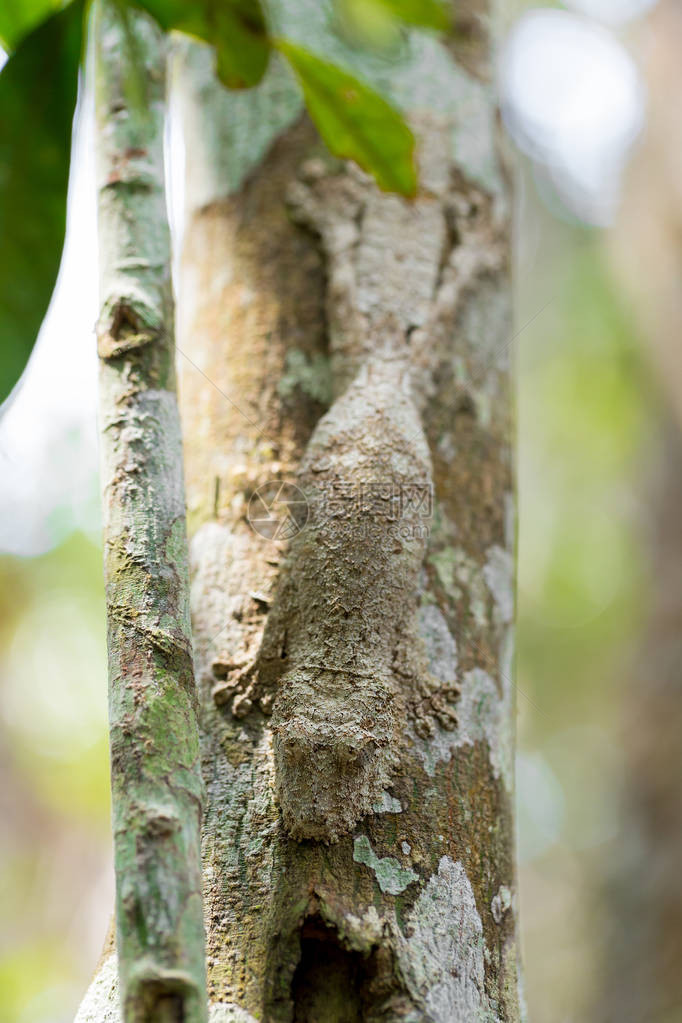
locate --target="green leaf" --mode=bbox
[0,0,63,52]
[377,0,449,29]
[134,0,270,88]
[339,0,449,34]
[276,40,416,197]
[0,0,83,405]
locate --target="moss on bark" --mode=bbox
[94,4,207,1020]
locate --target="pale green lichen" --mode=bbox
[208,1005,259,1023]
[174,42,303,210]
[414,664,513,792]
[429,547,459,595]
[491,884,512,924]
[277,349,332,406]
[317,899,384,953]
[483,545,514,625]
[429,546,489,628]
[418,604,458,685]
[372,791,403,814]
[398,857,499,1023]
[414,601,515,791]
[353,835,418,895]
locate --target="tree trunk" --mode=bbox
[78,1,523,1020]
[87,4,207,1021]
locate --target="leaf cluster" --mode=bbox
[0,0,449,402]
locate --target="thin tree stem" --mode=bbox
[94,3,207,1020]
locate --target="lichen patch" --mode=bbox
[399,856,498,1023]
[353,835,419,895]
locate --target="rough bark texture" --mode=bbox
[90,5,207,1021]
[79,0,522,1019]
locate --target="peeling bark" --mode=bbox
[93,4,207,1021]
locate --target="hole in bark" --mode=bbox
[134,984,187,1023]
[128,973,203,1023]
[110,301,142,342]
[454,388,477,418]
[436,202,461,288]
[266,911,407,1023]
[291,917,365,1023]
[149,994,184,1023]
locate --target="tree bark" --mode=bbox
[87,4,207,1021]
[78,1,523,1020]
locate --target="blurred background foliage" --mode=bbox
[515,219,651,1021]
[0,1,678,1021]
[0,536,111,1023]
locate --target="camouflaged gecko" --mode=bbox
[257,339,458,841]
[208,146,506,841]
